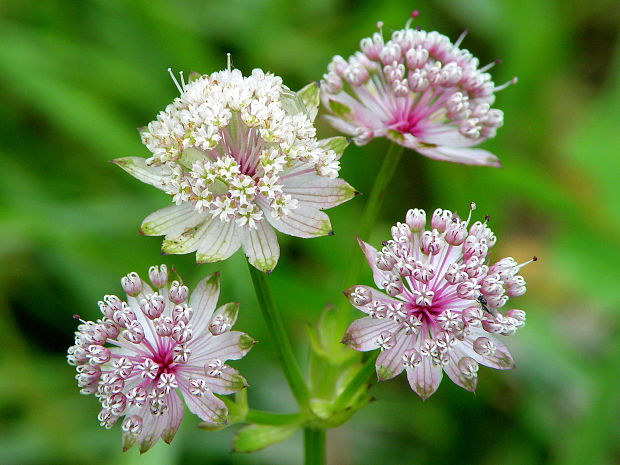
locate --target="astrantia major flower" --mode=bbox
[114,67,356,272]
[320,14,516,166]
[67,265,254,452]
[343,205,534,399]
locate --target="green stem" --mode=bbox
[332,352,378,412]
[337,142,404,330]
[248,263,311,410]
[304,427,326,465]
[246,409,304,425]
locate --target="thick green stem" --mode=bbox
[248,263,310,410]
[246,409,304,425]
[332,352,378,412]
[304,427,326,465]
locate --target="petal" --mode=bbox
[357,239,391,289]
[161,220,211,255]
[297,81,320,121]
[161,391,184,444]
[462,329,515,370]
[196,218,242,264]
[412,143,501,167]
[323,115,357,137]
[204,365,248,395]
[112,157,167,190]
[317,136,349,159]
[443,345,478,392]
[135,393,181,453]
[342,316,398,351]
[189,272,221,337]
[208,302,240,334]
[266,204,333,238]
[406,355,443,400]
[181,388,228,425]
[190,330,255,363]
[343,285,401,314]
[241,220,280,272]
[282,173,357,210]
[141,204,206,236]
[376,331,415,381]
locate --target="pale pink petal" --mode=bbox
[461,329,515,370]
[181,387,228,425]
[357,239,391,289]
[342,316,399,351]
[343,285,402,314]
[240,220,280,272]
[376,331,415,380]
[190,330,255,363]
[196,218,242,264]
[411,143,501,167]
[161,391,184,444]
[161,220,211,255]
[443,346,479,392]
[203,365,248,395]
[406,355,443,400]
[265,204,333,238]
[135,394,179,453]
[188,272,221,337]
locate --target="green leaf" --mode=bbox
[233,423,300,453]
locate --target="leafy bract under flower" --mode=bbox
[114,69,356,272]
[67,265,254,452]
[321,18,516,167]
[343,205,533,399]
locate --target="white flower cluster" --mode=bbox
[140,69,340,229]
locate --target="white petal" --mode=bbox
[196,218,242,264]
[282,173,357,210]
[161,219,211,255]
[189,273,221,337]
[461,328,515,370]
[443,346,479,392]
[113,157,167,190]
[241,220,280,272]
[141,204,206,236]
[342,316,398,351]
[204,365,248,395]
[265,204,332,238]
[161,391,184,444]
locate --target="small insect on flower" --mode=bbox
[343,205,534,399]
[320,12,517,166]
[67,265,255,452]
[113,62,357,272]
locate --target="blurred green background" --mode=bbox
[2,0,620,464]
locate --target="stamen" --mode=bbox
[480,59,501,73]
[227,53,232,71]
[405,10,420,29]
[167,68,184,94]
[464,202,476,226]
[494,77,518,92]
[73,314,87,324]
[454,29,468,48]
[180,71,186,90]
[516,256,538,269]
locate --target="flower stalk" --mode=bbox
[304,427,326,465]
[248,263,311,410]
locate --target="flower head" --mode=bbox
[320,15,516,166]
[343,205,533,399]
[114,67,357,272]
[68,265,254,452]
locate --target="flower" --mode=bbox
[67,265,255,452]
[114,67,357,272]
[342,205,534,399]
[320,14,516,167]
